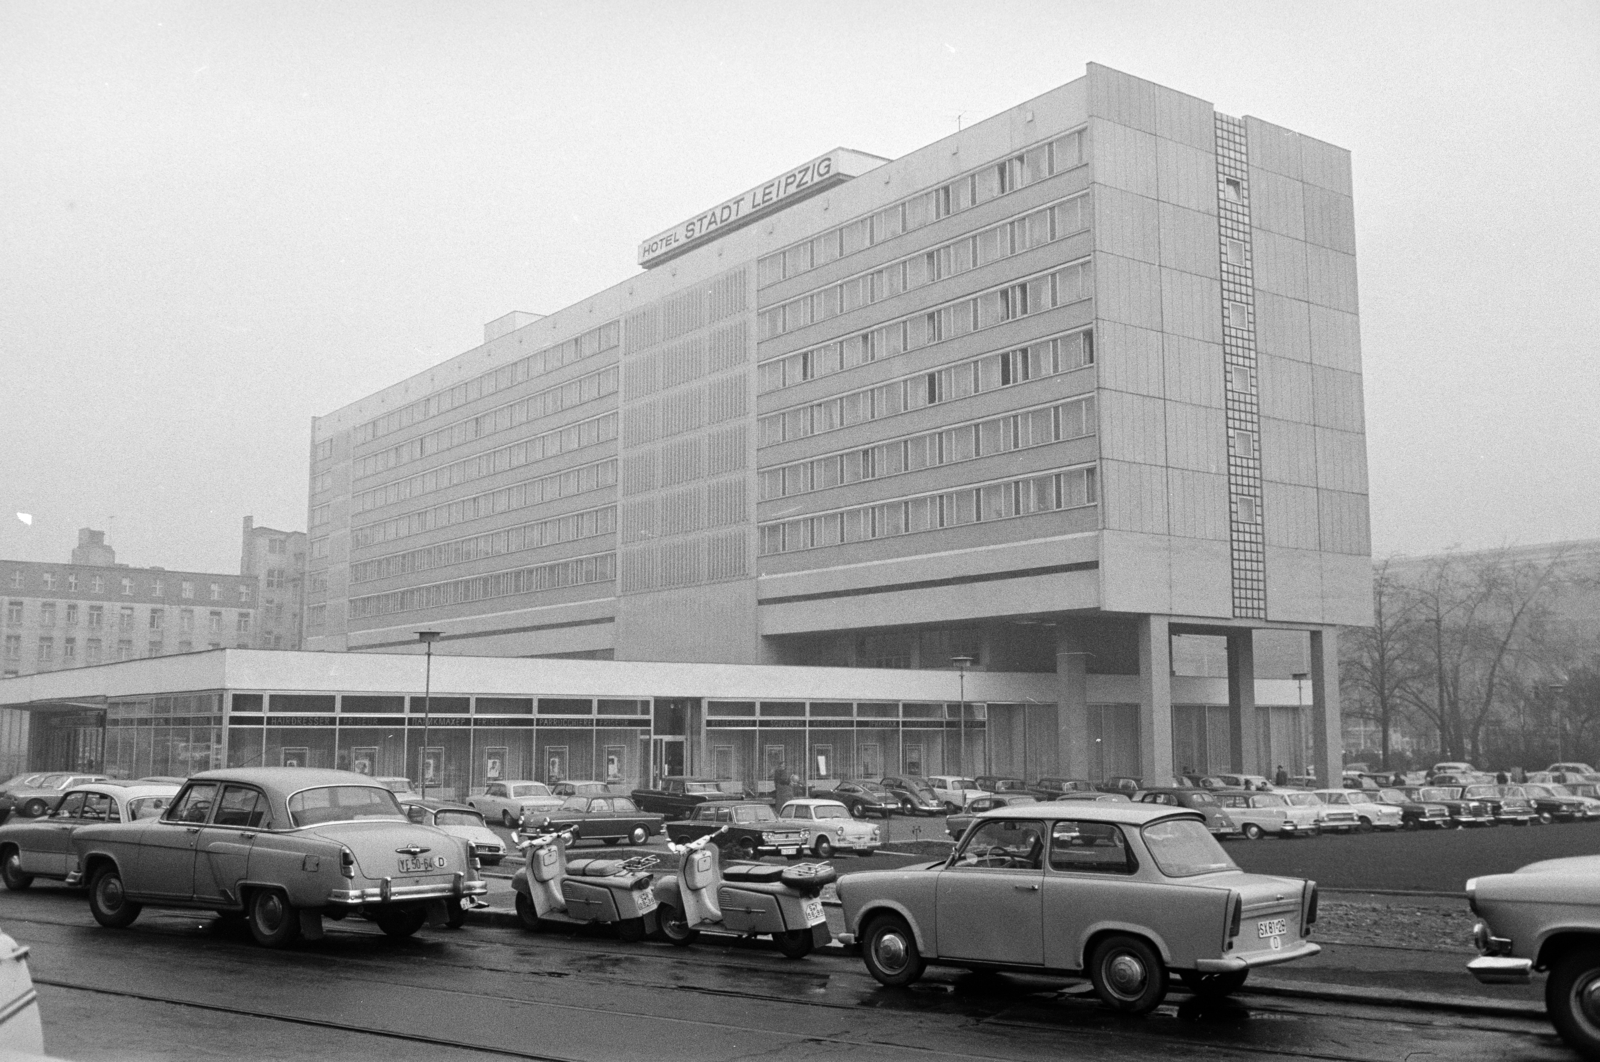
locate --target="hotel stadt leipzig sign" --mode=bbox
[637,148,881,268]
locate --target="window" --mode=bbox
[3,635,19,660]
[1225,364,1252,393]
[67,574,77,591]
[118,606,134,631]
[87,605,103,629]
[239,584,252,603]
[4,601,19,626]
[208,611,222,633]
[121,577,133,595]
[39,603,54,627]
[1224,300,1250,330]
[209,583,221,601]
[181,581,193,599]
[214,786,266,828]
[237,614,251,634]
[1223,177,1243,203]
[268,537,286,554]
[91,575,103,593]
[1049,821,1135,874]
[151,579,163,596]
[1236,495,1260,524]
[40,572,54,590]
[265,569,283,590]
[65,603,77,625]
[148,640,163,657]
[180,610,194,633]
[85,638,101,663]
[7,572,19,589]
[63,638,75,663]
[116,639,133,661]
[952,818,1045,869]
[165,783,220,824]
[1224,238,1246,267]
[1230,430,1257,460]
[147,608,163,630]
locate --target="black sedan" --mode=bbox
[1512,783,1590,823]
[1134,787,1239,837]
[1457,784,1536,825]
[1402,785,1494,826]
[1032,777,1098,799]
[526,795,664,846]
[878,776,944,815]
[1372,787,1454,829]
[809,780,897,818]
[945,794,1039,841]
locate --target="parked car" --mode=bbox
[1401,785,1495,827]
[524,794,663,846]
[1514,783,1591,824]
[468,780,565,826]
[631,776,740,818]
[1212,791,1316,839]
[1311,789,1404,831]
[924,775,985,812]
[1054,792,1132,803]
[1134,788,1238,837]
[1033,777,1099,800]
[1096,776,1143,795]
[838,802,1321,1013]
[809,779,897,818]
[65,767,486,946]
[0,772,111,823]
[1546,762,1598,776]
[1372,787,1453,829]
[1432,761,1476,777]
[973,776,1034,798]
[877,776,944,815]
[665,801,806,859]
[1467,854,1600,1056]
[1460,783,1535,826]
[1280,791,1359,834]
[550,780,615,798]
[1,782,179,889]
[372,776,422,800]
[1545,784,1600,819]
[401,799,507,865]
[946,794,1039,841]
[778,799,881,857]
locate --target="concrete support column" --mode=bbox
[1137,615,1174,784]
[1055,631,1090,780]
[1310,628,1343,789]
[1226,630,1260,775]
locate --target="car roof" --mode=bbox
[978,803,1194,825]
[557,779,610,786]
[400,798,479,812]
[782,798,845,806]
[190,767,381,789]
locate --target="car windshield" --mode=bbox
[1003,795,1039,806]
[953,779,976,789]
[126,796,171,820]
[734,805,776,823]
[684,782,721,795]
[436,809,486,827]
[511,784,549,797]
[1524,785,1554,797]
[1419,787,1461,801]
[288,785,406,827]
[35,773,68,788]
[859,782,890,795]
[1284,794,1321,806]
[1463,785,1496,798]
[1377,789,1408,804]
[1548,785,1577,797]
[813,805,848,819]
[1142,819,1238,877]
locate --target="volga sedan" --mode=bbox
[838,804,1320,1014]
[66,767,487,947]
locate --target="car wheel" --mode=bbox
[445,899,468,929]
[514,891,545,932]
[813,836,834,859]
[734,836,758,861]
[88,865,142,928]
[849,804,865,819]
[1548,948,1600,1056]
[21,799,47,818]
[861,914,924,987]
[567,827,581,844]
[899,798,913,814]
[1357,816,1372,832]
[656,903,699,946]
[501,810,516,828]
[944,802,960,814]
[775,929,814,959]
[628,825,650,846]
[1089,934,1169,1014]
[603,838,620,846]
[1,848,32,891]
[1242,823,1263,840]
[1541,812,1555,825]
[1179,969,1248,998]
[246,889,301,947]
[1402,818,1418,831]
[374,907,427,938]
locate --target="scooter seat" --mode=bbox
[721,863,785,883]
[565,858,630,877]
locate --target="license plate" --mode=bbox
[781,847,800,856]
[636,888,658,914]
[1258,918,1287,939]
[802,897,826,927]
[398,855,442,874]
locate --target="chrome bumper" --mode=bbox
[1195,940,1321,972]
[327,874,489,906]
[1468,956,1533,984]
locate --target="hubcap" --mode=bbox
[259,894,286,930]
[1106,951,1147,996]
[1578,974,1600,1028]
[100,876,123,909]
[4,853,18,877]
[875,931,909,973]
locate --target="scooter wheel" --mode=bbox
[514,892,545,932]
[655,903,699,946]
[775,929,814,959]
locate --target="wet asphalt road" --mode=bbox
[4,884,1571,1062]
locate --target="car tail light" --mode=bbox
[1226,892,1242,950]
[1304,883,1319,935]
[340,847,356,879]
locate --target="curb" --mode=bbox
[461,906,1537,1019]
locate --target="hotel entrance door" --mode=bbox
[650,737,685,787]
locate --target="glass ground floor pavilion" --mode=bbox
[0,649,1320,798]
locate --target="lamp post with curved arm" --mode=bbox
[416,630,442,800]
[951,655,975,777]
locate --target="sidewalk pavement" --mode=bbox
[468,873,1542,1018]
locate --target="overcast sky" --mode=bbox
[2,1,1596,575]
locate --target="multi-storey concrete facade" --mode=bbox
[305,65,1372,788]
[240,516,307,650]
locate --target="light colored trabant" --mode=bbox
[924,775,985,812]
[66,767,487,948]
[1311,788,1404,831]
[468,780,565,826]
[1468,854,1600,1056]
[777,799,880,857]
[402,799,506,865]
[1,782,178,889]
[838,804,1320,1014]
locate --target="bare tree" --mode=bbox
[1341,557,1425,769]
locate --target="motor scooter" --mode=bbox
[511,826,660,941]
[651,826,835,958]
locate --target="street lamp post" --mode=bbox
[416,630,442,800]
[1292,672,1308,778]
[951,655,975,777]
[1549,683,1568,764]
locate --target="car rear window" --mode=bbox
[288,785,405,827]
[511,784,549,798]
[1142,819,1238,877]
[435,810,484,827]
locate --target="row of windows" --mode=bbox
[354,366,620,480]
[350,506,617,585]
[2,634,229,665]
[6,570,250,601]
[6,601,245,633]
[350,458,619,551]
[757,465,1098,556]
[758,395,1096,502]
[349,552,617,620]
[756,128,1086,288]
[757,193,1087,344]
[352,413,619,515]
[354,320,621,445]
[759,326,1093,448]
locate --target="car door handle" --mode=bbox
[239,832,256,840]
[1014,883,1040,891]
[185,827,200,834]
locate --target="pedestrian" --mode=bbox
[1274,764,1289,787]
[773,763,794,806]
[1496,769,1509,785]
